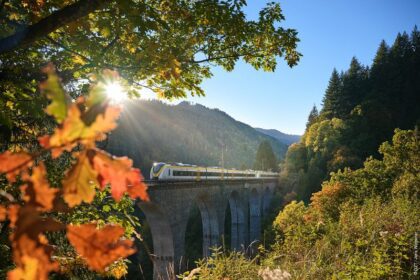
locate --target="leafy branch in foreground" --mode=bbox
[0,65,148,280]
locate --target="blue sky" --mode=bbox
[176,0,420,135]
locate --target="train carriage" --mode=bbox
[150,162,278,181]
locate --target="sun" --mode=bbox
[105,82,126,103]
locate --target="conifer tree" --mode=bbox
[254,141,278,171]
[306,105,319,130]
[320,69,342,119]
[340,57,368,117]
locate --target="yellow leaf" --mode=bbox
[62,151,98,207]
[100,27,111,38]
[72,55,86,65]
[40,64,68,123]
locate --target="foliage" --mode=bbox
[0,1,302,278]
[185,129,419,279]
[179,248,261,280]
[280,27,420,201]
[254,140,278,171]
[267,129,419,279]
[0,0,301,147]
[0,66,148,279]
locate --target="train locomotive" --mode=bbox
[150,162,278,181]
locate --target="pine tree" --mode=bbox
[306,105,319,130]
[321,69,342,119]
[340,57,368,118]
[254,141,278,171]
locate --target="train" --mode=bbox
[150,162,278,181]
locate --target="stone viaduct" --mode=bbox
[137,179,278,279]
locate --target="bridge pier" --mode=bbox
[137,202,175,280]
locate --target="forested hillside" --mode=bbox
[106,100,288,175]
[281,27,420,201]
[255,128,300,145]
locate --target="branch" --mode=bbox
[46,36,92,63]
[191,51,264,64]
[0,0,108,54]
[0,0,7,13]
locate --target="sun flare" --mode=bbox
[105,82,126,103]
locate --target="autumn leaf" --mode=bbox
[39,104,84,158]
[8,255,40,280]
[67,223,135,272]
[0,151,33,182]
[62,151,98,207]
[39,104,121,158]
[87,105,121,139]
[93,150,148,201]
[21,163,58,211]
[0,205,6,221]
[8,205,63,280]
[40,64,68,123]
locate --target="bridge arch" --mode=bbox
[138,202,175,280]
[195,194,219,257]
[227,191,246,250]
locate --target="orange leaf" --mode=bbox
[39,104,121,158]
[39,104,84,158]
[62,151,98,207]
[0,151,32,182]
[0,205,6,221]
[21,163,58,211]
[88,105,121,139]
[9,255,41,280]
[8,205,63,280]
[93,150,148,201]
[67,223,135,272]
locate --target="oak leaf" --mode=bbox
[0,151,32,182]
[62,151,98,207]
[93,150,148,201]
[67,223,135,271]
[39,104,84,158]
[39,104,121,158]
[8,205,63,280]
[8,255,39,280]
[0,205,6,221]
[40,64,68,123]
[21,163,58,211]
[87,106,121,139]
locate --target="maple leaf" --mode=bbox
[62,151,98,207]
[0,151,33,182]
[67,223,136,272]
[92,149,149,201]
[21,163,58,211]
[40,64,68,123]
[8,205,63,280]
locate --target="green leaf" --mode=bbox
[41,64,68,123]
